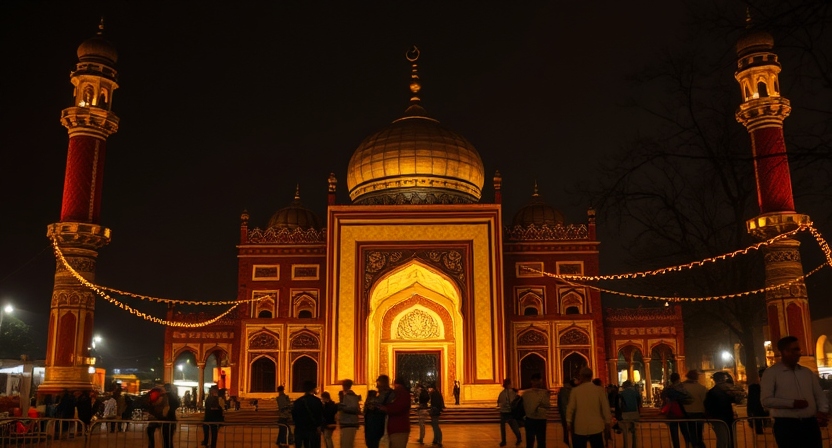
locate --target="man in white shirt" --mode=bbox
[760,335,829,448]
[566,367,611,448]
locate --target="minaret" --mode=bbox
[734,22,814,369]
[40,21,120,396]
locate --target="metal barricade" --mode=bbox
[0,418,85,448]
[623,418,730,448]
[732,416,832,448]
[86,419,289,448]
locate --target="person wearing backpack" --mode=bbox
[618,381,642,448]
[497,378,522,447]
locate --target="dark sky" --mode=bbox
[1,2,828,369]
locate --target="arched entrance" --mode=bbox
[562,352,587,385]
[291,356,318,392]
[250,356,276,392]
[367,262,464,398]
[521,353,547,389]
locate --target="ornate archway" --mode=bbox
[367,261,464,399]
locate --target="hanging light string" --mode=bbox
[523,224,825,282]
[51,238,254,327]
[521,223,832,302]
[51,238,262,306]
[550,262,827,302]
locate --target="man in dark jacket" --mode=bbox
[704,372,736,448]
[292,381,324,448]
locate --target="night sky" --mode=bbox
[1,2,829,370]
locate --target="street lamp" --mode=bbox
[92,335,102,349]
[721,350,737,381]
[0,304,13,335]
[178,364,185,380]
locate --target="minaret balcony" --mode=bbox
[735,96,791,130]
[60,106,119,137]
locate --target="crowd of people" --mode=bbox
[25,334,830,448]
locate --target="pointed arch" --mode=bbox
[293,292,317,318]
[520,352,547,389]
[518,289,543,316]
[291,355,318,392]
[250,355,276,392]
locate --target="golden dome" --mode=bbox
[512,184,564,227]
[77,20,118,64]
[268,187,321,230]
[345,47,484,205]
[736,29,774,58]
[346,108,484,204]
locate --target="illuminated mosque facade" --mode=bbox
[161,49,686,403]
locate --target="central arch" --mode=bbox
[367,261,464,397]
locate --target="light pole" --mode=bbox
[0,304,13,336]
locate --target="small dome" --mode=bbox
[512,185,564,227]
[736,29,774,58]
[346,105,485,205]
[77,35,118,64]
[267,188,321,230]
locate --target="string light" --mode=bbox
[527,225,808,282]
[51,238,255,327]
[522,224,832,303]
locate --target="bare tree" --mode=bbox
[589,1,831,383]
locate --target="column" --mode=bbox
[644,360,652,405]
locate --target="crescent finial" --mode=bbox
[406,45,420,62]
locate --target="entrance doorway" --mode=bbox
[396,351,441,390]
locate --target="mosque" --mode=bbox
[83,19,832,406]
[158,49,686,403]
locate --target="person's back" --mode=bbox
[619,384,640,414]
[681,378,707,414]
[567,381,611,435]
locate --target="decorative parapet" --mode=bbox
[604,307,678,322]
[504,223,589,241]
[247,227,326,244]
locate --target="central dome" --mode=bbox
[346,48,484,205]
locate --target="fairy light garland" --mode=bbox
[51,238,253,327]
[522,223,832,303]
[532,225,807,282]
[51,221,832,322]
[51,238,262,306]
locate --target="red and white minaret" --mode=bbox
[734,25,815,369]
[40,21,120,396]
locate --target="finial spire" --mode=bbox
[532,180,539,197]
[295,184,301,201]
[406,46,421,104]
[745,7,752,29]
[98,17,105,35]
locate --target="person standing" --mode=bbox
[680,370,708,448]
[364,376,394,448]
[497,379,522,447]
[276,385,292,448]
[565,367,611,448]
[557,379,575,447]
[452,381,461,405]
[337,379,361,448]
[76,390,93,430]
[201,385,223,448]
[320,391,338,448]
[662,373,691,448]
[427,384,444,447]
[618,381,641,448]
[104,392,118,432]
[704,372,736,448]
[380,377,411,448]
[522,373,551,448]
[761,335,830,448]
[292,380,324,448]
[415,383,430,444]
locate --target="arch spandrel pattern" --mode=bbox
[249,331,279,350]
[517,328,548,346]
[363,248,467,313]
[559,328,590,346]
[290,330,320,350]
